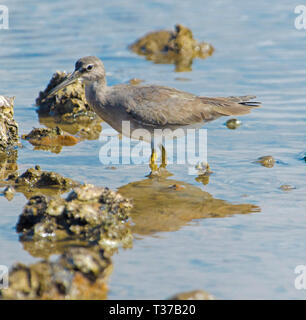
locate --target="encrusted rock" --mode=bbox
[16,184,133,256]
[195,161,212,175]
[226,118,241,129]
[36,71,99,124]
[0,247,111,300]
[7,165,77,189]
[22,127,78,153]
[255,155,275,168]
[129,24,214,72]
[0,96,19,154]
[0,150,18,181]
[279,184,296,192]
[4,166,78,199]
[3,185,15,201]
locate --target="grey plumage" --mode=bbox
[48,56,260,135]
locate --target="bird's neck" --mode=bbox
[89,77,107,90]
[84,78,109,118]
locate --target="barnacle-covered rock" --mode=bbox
[0,96,19,154]
[129,24,214,72]
[255,155,275,168]
[0,150,18,181]
[195,161,212,175]
[279,184,296,191]
[22,127,78,153]
[0,247,111,300]
[3,185,15,201]
[35,71,100,127]
[4,166,78,199]
[7,165,77,190]
[16,184,133,257]
[226,118,242,129]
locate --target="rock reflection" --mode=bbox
[38,115,102,141]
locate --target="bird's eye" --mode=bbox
[86,64,94,71]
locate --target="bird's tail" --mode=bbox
[200,95,261,117]
[225,95,261,107]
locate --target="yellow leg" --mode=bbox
[160,145,167,168]
[149,148,158,172]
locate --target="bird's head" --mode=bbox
[47,56,106,98]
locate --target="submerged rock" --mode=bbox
[0,150,18,181]
[16,184,133,257]
[4,166,78,199]
[3,185,15,201]
[0,96,19,154]
[36,71,100,128]
[226,118,241,129]
[7,166,77,192]
[256,155,275,168]
[22,127,78,153]
[298,151,306,162]
[279,184,296,192]
[0,247,111,300]
[129,24,214,72]
[168,289,216,300]
[195,161,212,175]
[194,162,212,185]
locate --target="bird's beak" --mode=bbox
[46,70,82,98]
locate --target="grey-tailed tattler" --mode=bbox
[47,56,260,171]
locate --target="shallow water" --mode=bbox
[1,0,306,299]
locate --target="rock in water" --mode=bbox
[0,96,19,154]
[256,155,276,168]
[22,127,78,153]
[129,24,214,72]
[36,71,99,124]
[0,247,112,300]
[16,184,133,257]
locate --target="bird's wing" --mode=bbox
[109,85,259,126]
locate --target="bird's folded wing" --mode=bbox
[114,85,260,126]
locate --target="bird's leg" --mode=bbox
[147,142,172,178]
[160,145,167,168]
[149,148,158,172]
[150,139,158,172]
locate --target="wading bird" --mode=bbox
[48,56,260,172]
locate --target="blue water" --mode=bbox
[1,0,306,299]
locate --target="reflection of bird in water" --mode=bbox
[118,175,260,236]
[48,56,260,172]
[17,169,260,258]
